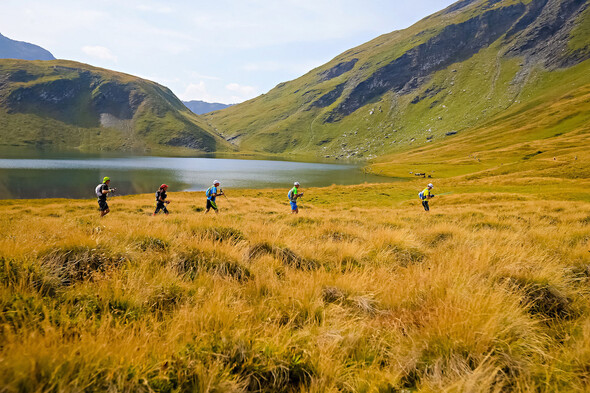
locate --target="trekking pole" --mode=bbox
[221,190,234,209]
[437,192,453,196]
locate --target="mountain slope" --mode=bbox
[0,33,55,61]
[205,0,590,163]
[183,100,232,115]
[0,59,232,153]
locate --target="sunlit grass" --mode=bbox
[0,179,588,391]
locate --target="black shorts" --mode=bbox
[206,199,217,211]
[98,199,109,211]
[155,202,169,214]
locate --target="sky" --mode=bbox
[0,0,457,105]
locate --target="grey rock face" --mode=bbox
[326,3,528,122]
[321,0,589,122]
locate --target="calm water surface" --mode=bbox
[0,150,397,199]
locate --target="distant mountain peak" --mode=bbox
[183,100,232,115]
[0,33,55,61]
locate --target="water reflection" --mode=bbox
[0,153,398,199]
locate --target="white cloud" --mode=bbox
[181,81,211,100]
[82,46,118,62]
[226,83,257,97]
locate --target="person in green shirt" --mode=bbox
[288,182,303,214]
[419,183,434,212]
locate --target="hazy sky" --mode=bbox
[1,0,456,104]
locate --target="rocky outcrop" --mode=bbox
[92,81,145,120]
[166,132,216,151]
[326,3,528,121]
[5,70,146,127]
[311,83,346,108]
[318,59,358,82]
[505,0,589,67]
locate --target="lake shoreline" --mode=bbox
[0,153,401,200]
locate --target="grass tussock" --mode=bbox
[0,183,589,391]
[174,249,252,282]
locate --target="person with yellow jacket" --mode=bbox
[419,183,434,212]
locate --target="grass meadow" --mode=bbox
[0,179,589,392]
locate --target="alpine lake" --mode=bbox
[0,148,399,199]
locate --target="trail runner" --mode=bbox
[288,182,304,214]
[205,180,223,214]
[96,176,116,217]
[153,184,170,216]
[419,183,434,212]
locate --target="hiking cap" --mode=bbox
[428,183,433,188]
[160,184,168,189]
[294,182,300,186]
[103,176,110,183]
[213,180,220,185]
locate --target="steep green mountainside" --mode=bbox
[205,0,590,165]
[0,59,232,154]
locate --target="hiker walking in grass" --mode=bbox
[153,184,171,216]
[288,182,304,214]
[95,176,116,217]
[419,183,435,212]
[205,180,223,214]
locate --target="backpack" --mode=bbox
[95,184,104,197]
[287,189,294,201]
[418,191,424,200]
[206,187,213,198]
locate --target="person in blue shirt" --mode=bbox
[205,180,224,213]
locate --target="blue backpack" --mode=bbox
[206,187,213,198]
[418,191,425,200]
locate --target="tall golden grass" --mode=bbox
[0,183,589,392]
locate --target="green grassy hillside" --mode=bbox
[205,0,590,167]
[0,59,234,154]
